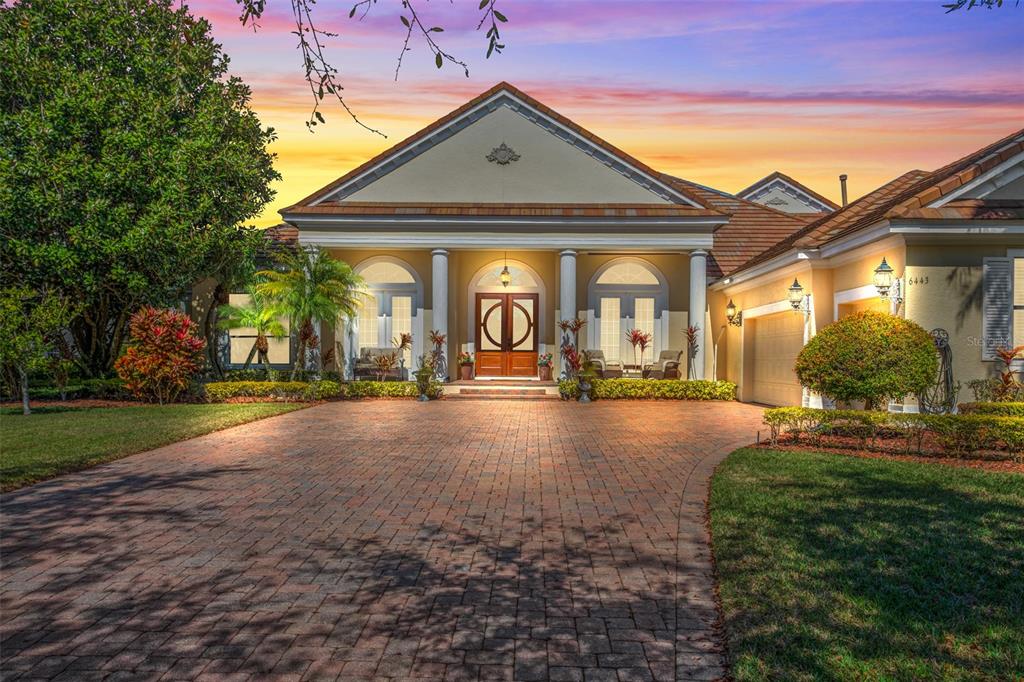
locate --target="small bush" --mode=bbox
[959,402,1024,417]
[795,311,937,410]
[222,368,283,382]
[80,377,130,400]
[304,380,342,401]
[115,307,205,404]
[762,406,1024,459]
[345,380,442,399]
[204,380,341,402]
[558,379,736,401]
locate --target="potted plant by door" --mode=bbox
[537,353,553,381]
[457,351,475,380]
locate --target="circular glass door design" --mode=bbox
[475,293,538,377]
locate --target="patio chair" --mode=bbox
[585,350,622,379]
[353,347,403,380]
[644,350,682,380]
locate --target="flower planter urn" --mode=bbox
[460,364,473,381]
[578,379,592,403]
[538,365,552,381]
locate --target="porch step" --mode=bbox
[447,392,560,401]
[442,382,561,400]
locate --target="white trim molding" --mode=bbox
[833,284,878,320]
[744,299,794,319]
[932,153,1024,206]
[296,229,715,251]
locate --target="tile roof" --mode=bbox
[891,198,1024,221]
[730,126,1024,275]
[737,170,840,211]
[283,82,707,212]
[661,175,809,277]
[283,202,722,218]
[262,223,298,245]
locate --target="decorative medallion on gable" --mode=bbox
[486,143,520,165]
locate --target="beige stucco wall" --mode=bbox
[345,106,671,204]
[905,243,1018,401]
[325,249,434,308]
[832,245,906,294]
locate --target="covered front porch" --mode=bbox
[302,242,715,383]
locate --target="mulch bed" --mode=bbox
[1,399,149,410]
[222,396,317,404]
[758,441,1023,474]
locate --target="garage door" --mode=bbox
[751,311,804,406]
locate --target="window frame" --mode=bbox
[224,292,293,369]
[1013,252,1024,350]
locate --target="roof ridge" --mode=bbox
[661,173,810,224]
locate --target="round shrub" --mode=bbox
[794,311,937,410]
[114,307,205,404]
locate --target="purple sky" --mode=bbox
[186,0,1024,225]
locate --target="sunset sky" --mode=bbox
[189,0,1024,227]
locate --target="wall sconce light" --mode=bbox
[500,251,512,288]
[788,278,812,316]
[726,299,742,326]
[873,257,903,306]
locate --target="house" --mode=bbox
[223,82,1024,405]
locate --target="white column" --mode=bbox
[559,250,577,326]
[689,250,708,380]
[559,250,577,377]
[431,249,449,368]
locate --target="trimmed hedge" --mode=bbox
[220,369,344,383]
[204,380,442,402]
[763,406,1024,458]
[959,402,1024,417]
[345,380,442,399]
[205,380,341,402]
[558,379,736,401]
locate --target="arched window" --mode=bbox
[588,258,668,364]
[354,257,423,365]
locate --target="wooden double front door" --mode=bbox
[475,293,538,377]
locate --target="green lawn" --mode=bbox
[710,448,1024,681]
[0,402,307,491]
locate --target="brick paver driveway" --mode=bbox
[2,400,763,681]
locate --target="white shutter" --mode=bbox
[982,257,1012,361]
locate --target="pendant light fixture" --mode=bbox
[500,251,512,288]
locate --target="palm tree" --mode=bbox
[217,285,287,376]
[257,247,363,379]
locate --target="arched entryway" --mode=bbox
[352,256,424,369]
[588,257,669,366]
[468,260,546,377]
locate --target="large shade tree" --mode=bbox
[0,0,279,376]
